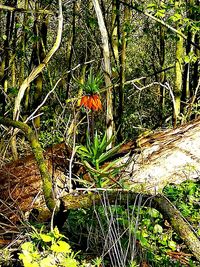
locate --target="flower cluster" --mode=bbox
[80,94,102,111]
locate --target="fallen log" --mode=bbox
[1,118,200,218]
[119,118,200,193]
[0,117,200,261]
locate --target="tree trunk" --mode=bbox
[92,0,114,149]
[117,0,129,141]
[173,0,184,127]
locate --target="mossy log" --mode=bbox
[154,195,200,261]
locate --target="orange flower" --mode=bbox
[94,94,102,110]
[80,94,102,111]
[80,95,89,106]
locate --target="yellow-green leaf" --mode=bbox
[51,241,71,253]
[40,234,52,243]
[21,242,35,252]
[40,256,56,267]
[61,258,78,267]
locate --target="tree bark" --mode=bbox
[173,0,184,127]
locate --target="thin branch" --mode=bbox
[25,78,62,123]
[0,4,54,15]
[13,0,63,121]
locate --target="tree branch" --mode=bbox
[13,0,63,121]
[0,4,54,15]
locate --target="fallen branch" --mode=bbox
[60,191,200,261]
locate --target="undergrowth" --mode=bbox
[0,180,199,267]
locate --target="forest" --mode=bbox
[0,0,200,266]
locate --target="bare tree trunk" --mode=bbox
[92,0,114,149]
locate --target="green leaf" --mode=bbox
[25,262,39,267]
[15,23,21,29]
[148,208,160,218]
[140,236,149,247]
[147,3,157,9]
[76,145,93,161]
[98,142,122,164]
[2,34,7,40]
[93,132,99,156]
[61,258,78,267]
[170,13,182,22]
[77,145,90,154]
[168,240,177,251]
[184,55,190,63]
[153,224,163,234]
[86,131,92,153]
[155,9,165,18]
[53,226,64,239]
[19,253,33,264]
[98,132,108,151]
[21,242,35,252]
[40,256,56,267]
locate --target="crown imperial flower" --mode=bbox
[80,94,102,111]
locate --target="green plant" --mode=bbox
[19,226,80,267]
[91,257,102,267]
[66,197,200,267]
[0,248,14,266]
[164,180,200,229]
[76,131,125,187]
[76,69,103,95]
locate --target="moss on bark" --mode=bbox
[0,117,56,212]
